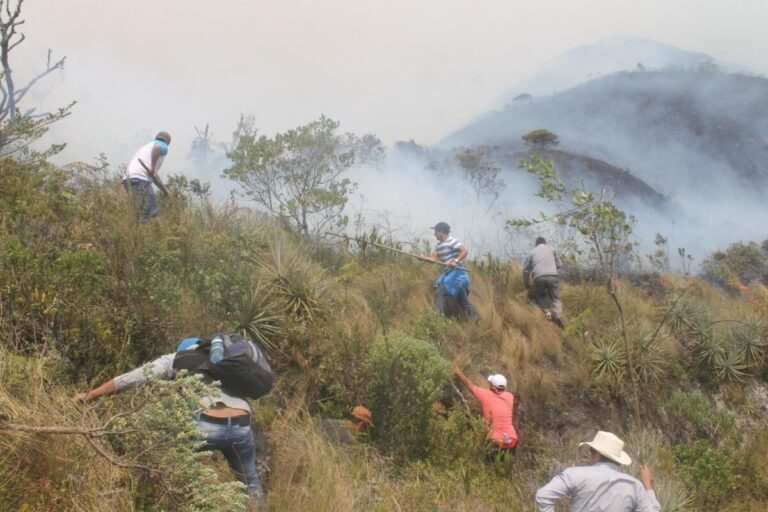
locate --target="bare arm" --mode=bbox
[139,157,170,198]
[448,246,469,268]
[72,379,117,403]
[452,363,474,392]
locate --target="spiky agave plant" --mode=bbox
[654,477,695,512]
[267,238,329,321]
[668,299,711,345]
[631,321,669,385]
[714,348,749,383]
[734,316,767,368]
[624,428,694,512]
[229,279,284,356]
[692,330,725,370]
[587,335,626,384]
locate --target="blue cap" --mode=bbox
[177,337,201,352]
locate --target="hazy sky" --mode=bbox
[17,0,768,164]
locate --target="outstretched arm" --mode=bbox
[452,363,474,392]
[72,379,117,403]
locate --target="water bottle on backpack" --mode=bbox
[209,335,225,364]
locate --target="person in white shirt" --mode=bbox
[123,131,171,222]
[535,431,661,512]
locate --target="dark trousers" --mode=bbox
[529,275,563,321]
[435,284,479,320]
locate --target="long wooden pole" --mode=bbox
[325,232,470,272]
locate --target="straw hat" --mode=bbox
[579,431,632,465]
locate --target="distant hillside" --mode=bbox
[446,70,768,200]
[498,35,735,103]
[485,146,667,208]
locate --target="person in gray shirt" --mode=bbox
[522,237,564,328]
[535,430,661,512]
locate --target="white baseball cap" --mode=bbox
[487,374,507,390]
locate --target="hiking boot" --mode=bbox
[545,310,552,321]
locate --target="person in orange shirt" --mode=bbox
[452,363,518,461]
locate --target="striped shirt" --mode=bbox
[435,236,464,264]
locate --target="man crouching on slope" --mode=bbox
[73,337,268,510]
[452,362,517,461]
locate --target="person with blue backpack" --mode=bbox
[73,333,273,509]
[418,221,479,320]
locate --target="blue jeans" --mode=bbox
[194,414,266,505]
[125,178,158,222]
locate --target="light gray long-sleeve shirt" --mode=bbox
[535,462,661,512]
[113,353,251,412]
[523,244,561,283]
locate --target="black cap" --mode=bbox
[431,222,450,233]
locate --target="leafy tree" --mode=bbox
[701,241,767,293]
[512,93,532,102]
[454,148,505,207]
[508,155,642,422]
[522,129,559,150]
[224,115,384,236]
[0,0,74,158]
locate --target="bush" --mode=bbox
[701,240,768,293]
[664,389,736,444]
[674,440,740,510]
[361,333,450,459]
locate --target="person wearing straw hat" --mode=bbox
[535,430,660,511]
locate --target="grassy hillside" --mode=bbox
[1,157,767,511]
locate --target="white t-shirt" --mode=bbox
[125,140,168,181]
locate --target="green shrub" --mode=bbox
[674,440,740,510]
[361,333,450,460]
[664,389,736,444]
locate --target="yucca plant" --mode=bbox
[229,279,285,355]
[667,299,708,339]
[632,321,669,385]
[692,331,725,369]
[714,349,749,383]
[654,477,695,512]
[733,317,767,367]
[267,238,329,321]
[587,335,625,384]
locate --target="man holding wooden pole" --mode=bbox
[418,222,479,320]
